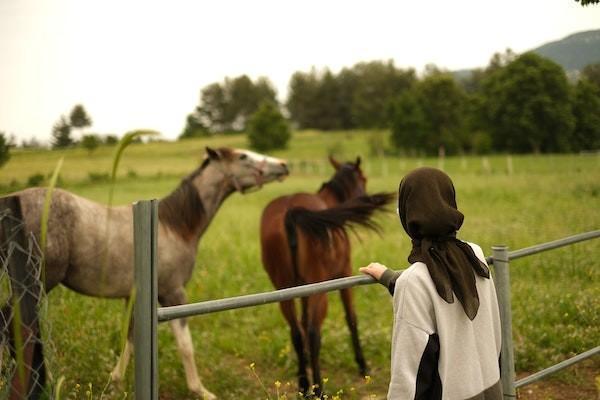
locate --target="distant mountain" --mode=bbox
[452,30,600,82]
[532,29,600,72]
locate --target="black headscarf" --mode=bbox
[398,167,489,320]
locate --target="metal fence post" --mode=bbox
[133,200,158,400]
[493,245,516,398]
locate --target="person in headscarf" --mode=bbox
[360,167,502,400]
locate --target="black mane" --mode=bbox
[319,164,360,203]
[158,178,205,240]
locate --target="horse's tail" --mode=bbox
[284,193,395,266]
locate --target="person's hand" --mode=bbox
[359,262,388,281]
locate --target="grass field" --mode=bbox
[1,130,599,399]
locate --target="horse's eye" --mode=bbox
[239,153,248,160]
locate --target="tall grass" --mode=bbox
[1,131,598,398]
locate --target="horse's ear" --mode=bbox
[329,155,341,170]
[355,156,361,168]
[206,147,221,160]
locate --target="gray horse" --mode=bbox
[3,147,288,399]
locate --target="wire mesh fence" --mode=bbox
[1,198,55,400]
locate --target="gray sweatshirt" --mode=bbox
[381,242,502,400]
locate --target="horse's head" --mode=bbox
[205,147,289,193]
[322,155,367,202]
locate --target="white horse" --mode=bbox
[3,147,288,399]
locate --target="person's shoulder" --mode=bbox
[397,261,432,289]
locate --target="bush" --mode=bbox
[104,135,119,145]
[27,173,45,187]
[81,134,100,153]
[87,172,110,183]
[246,102,291,151]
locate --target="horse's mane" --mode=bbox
[158,147,237,239]
[158,178,206,240]
[318,164,360,203]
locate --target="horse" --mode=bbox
[1,146,288,399]
[259,156,393,397]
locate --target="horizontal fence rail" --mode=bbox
[515,346,600,389]
[158,275,378,322]
[160,230,600,321]
[485,230,600,264]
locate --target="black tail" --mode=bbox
[284,192,395,251]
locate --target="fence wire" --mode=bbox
[0,208,56,400]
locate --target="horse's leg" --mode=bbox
[340,288,368,376]
[110,335,133,382]
[161,289,216,400]
[279,299,309,395]
[110,301,133,383]
[303,294,327,398]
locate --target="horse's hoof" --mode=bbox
[190,385,217,400]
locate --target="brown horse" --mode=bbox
[1,147,288,399]
[260,156,393,397]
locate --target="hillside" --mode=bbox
[453,29,600,81]
[532,29,600,71]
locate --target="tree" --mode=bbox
[179,112,209,139]
[52,116,73,149]
[581,63,600,88]
[69,104,92,136]
[481,52,575,153]
[286,69,322,129]
[572,78,600,151]
[247,102,291,151]
[286,68,346,130]
[416,72,468,155]
[196,76,278,133]
[104,135,119,145]
[350,60,415,128]
[389,91,429,154]
[576,0,599,5]
[81,134,100,153]
[0,132,10,168]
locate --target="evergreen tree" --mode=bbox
[52,116,73,149]
[69,104,92,131]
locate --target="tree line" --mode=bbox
[183,54,600,154]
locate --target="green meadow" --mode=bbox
[1,130,599,399]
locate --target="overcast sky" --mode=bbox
[1,0,599,143]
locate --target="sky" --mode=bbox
[1,1,599,144]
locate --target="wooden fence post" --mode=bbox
[133,200,158,400]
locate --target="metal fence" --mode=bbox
[132,200,599,400]
[0,197,48,400]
